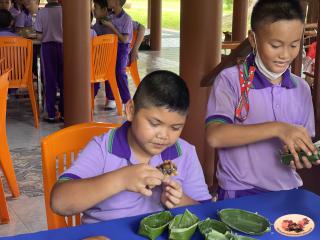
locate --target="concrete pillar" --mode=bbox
[150,0,162,50]
[180,0,223,189]
[299,2,320,195]
[63,0,91,126]
[232,0,249,41]
[147,0,151,29]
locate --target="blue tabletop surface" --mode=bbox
[1,189,319,240]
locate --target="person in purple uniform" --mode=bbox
[15,0,39,32]
[94,0,132,110]
[51,70,211,223]
[9,0,23,19]
[34,0,63,123]
[0,9,17,36]
[206,0,320,201]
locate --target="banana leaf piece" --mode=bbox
[205,229,257,240]
[205,229,232,240]
[138,211,173,240]
[218,209,271,235]
[198,218,231,236]
[168,209,199,240]
[280,150,319,165]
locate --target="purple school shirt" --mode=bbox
[34,3,62,43]
[90,28,97,38]
[15,10,38,28]
[110,10,132,44]
[59,121,211,224]
[92,21,112,36]
[0,29,18,36]
[9,6,20,19]
[206,54,315,192]
[132,20,139,31]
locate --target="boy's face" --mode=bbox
[23,0,38,10]
[126,102,187,160]
[0,0,11,10]
[93,2,107,19]
[249,19,303,74]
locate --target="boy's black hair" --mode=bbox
[251,0,305,32]
[93,0,108,9]
[133,70,190,114]
[0,9,13,28]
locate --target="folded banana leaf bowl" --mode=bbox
[138,208,271,240]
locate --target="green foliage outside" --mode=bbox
[125,0,234,31]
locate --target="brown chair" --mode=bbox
[0,71,13,224]
[91,34,123,117]
[41,122,120,229]
[0,37,39,128]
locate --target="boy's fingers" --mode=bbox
[288,145,302,168]
[140,187,152,197]
[296,138,312,156]
[289,161,296,170]
[301,156,312,169]
[166,193,181,205]
[146,177,162,187]
[166,186,182,199]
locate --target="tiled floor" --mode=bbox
[0,30,180,237]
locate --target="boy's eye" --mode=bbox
[171,127,181,131]
[149,121,159,127]
[271,44,281,49]
[291,45,298,48]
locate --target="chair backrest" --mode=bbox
[91,34,118,83]
[0,70,10,130]
[0,37,33,88]
[41,122,120,230]
[0,71,10,224]
[130,30,138,49]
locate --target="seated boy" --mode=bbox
[51,70,212,224]
[0,9,17,36]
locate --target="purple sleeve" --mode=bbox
[132,21,139,31]
[205,67,240,125]
[15,12,26,28]
[119,15,132,35]
[34,10,43,32]
[179,144,212,201]
[59,135,108,180]
[90,29,97,38]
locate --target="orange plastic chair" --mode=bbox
[41,122,120,230]
[91,34,122,117]
[0,69,20,199]
[126,31,141,87]
[0,71,12,224]
[0,37,39,128]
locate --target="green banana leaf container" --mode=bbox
[205,229,257,240]
[198,218,231,236]
[168,209,199,240]
[280,150,319,165]
[218,208,271,235]
[138,211,173,240]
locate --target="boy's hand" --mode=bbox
[101,19,113,28]
[130,47,139,63]
[122,164,164,197]
[278,123,319,169]
[161,177,183,209]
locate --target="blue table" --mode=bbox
[1,189,319,240]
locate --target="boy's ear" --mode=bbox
[248,30,256,50]
[125,99,135,121]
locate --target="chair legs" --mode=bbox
[27,80,39,128]
[0,177,10,224]
[127,60,140,88]
[0,137,20,198]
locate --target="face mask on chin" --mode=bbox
[253,32,288,81]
